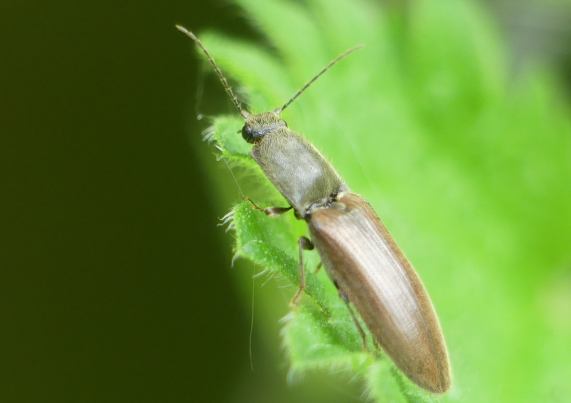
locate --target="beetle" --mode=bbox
[177,25,451,393]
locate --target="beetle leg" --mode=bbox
[314,262,322,274]
[373,338,380,354]
[289,236,314,307]
[336,284,368,352]
[244,197,292,217]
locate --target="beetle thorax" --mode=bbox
[242,112,287,143]
[251,129,346,217]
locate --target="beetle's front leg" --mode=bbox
[289,236,314,307]
[244,197,292,217]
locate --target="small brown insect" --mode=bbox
[177,25,451,393]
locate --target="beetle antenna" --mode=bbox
[276,44,364,114]
[176,25,249,119]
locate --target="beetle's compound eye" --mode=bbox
[241,124,255,143]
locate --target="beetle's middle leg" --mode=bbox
[289,236,314,306]
[245,197,292,217]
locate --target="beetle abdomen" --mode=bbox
[309,193,451,393]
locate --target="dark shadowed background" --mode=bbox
[2,1,252,402]
[1,1,570,402]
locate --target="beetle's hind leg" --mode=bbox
[289,236,314,307]
[336,284,368,352]
[244,197,292,217]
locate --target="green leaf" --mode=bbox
[195,0,571,401]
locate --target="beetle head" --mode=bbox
[241,112,287,143]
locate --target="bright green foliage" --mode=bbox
[198,0,571,401]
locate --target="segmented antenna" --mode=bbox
[277,45,364,114]
[176,25,249,119]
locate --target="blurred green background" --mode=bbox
[2,0,571,402]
